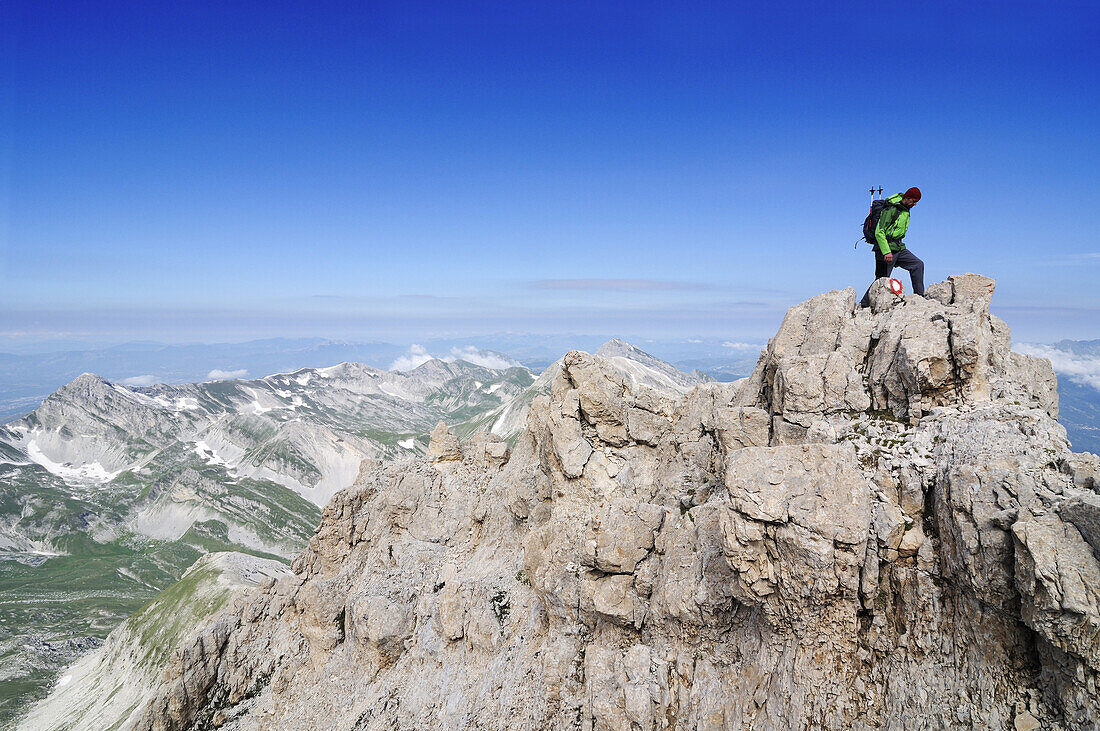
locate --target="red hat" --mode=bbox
[904,187,921,200]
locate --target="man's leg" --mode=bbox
[894,249,925,296]
[859,252,894,307]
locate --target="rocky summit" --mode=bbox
[117,275,1097,730]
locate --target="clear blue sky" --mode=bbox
[2,0,1098,347]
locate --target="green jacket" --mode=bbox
[874,193,911,256]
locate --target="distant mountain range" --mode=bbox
[0,339,408,423]
[1052,339,1100,356]
[0,336,764,424]
[0,355,537,723]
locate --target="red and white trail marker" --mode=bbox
[889,278,904,296]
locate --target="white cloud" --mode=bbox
[722,341,760,351]
[207,368,248,380]
[121,375,159,386]
[1015,344,1100,391]
[448,346,516,370]
[389,344,434,372]
[389,344,518,372]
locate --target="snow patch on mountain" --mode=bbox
[378,382,411,400]
[248,386,289,414]
[191,430,247,468]
[595,339,711,393]
[192,441,232,468]
[26,438,120,484]
[316,364,344,378]
[603,356,690,393]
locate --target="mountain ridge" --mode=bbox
[100,274,1100,730]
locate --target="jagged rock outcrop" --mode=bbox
[130,276,1099,730]
[427,420,464,462]
[738,274,1056,433]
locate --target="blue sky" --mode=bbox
[2,1,1098,348]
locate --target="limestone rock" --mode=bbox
[1013,511,1100,671]
[1059,495,1100,560]
[464,431,511,467]
[349,594,413,656]
[581,499,664,573]
[1064,451,1099,491]
[427,420,462,461]
[126,275,1100,731]
[745,275,1057,423]
[592,574,645,628]
[867,276,904,313]
[898,523,926,557]
[1015,710,1041,731]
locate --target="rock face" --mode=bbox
[130,276,1099,730]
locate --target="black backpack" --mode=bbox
[862,199,900,245]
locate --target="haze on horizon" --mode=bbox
[2,1,1098,350]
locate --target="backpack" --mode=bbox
[861,199,900,245]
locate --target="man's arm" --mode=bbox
[875,208,894,258]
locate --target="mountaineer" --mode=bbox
[859,187,924,307]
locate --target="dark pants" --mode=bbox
[860,248,925,307]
